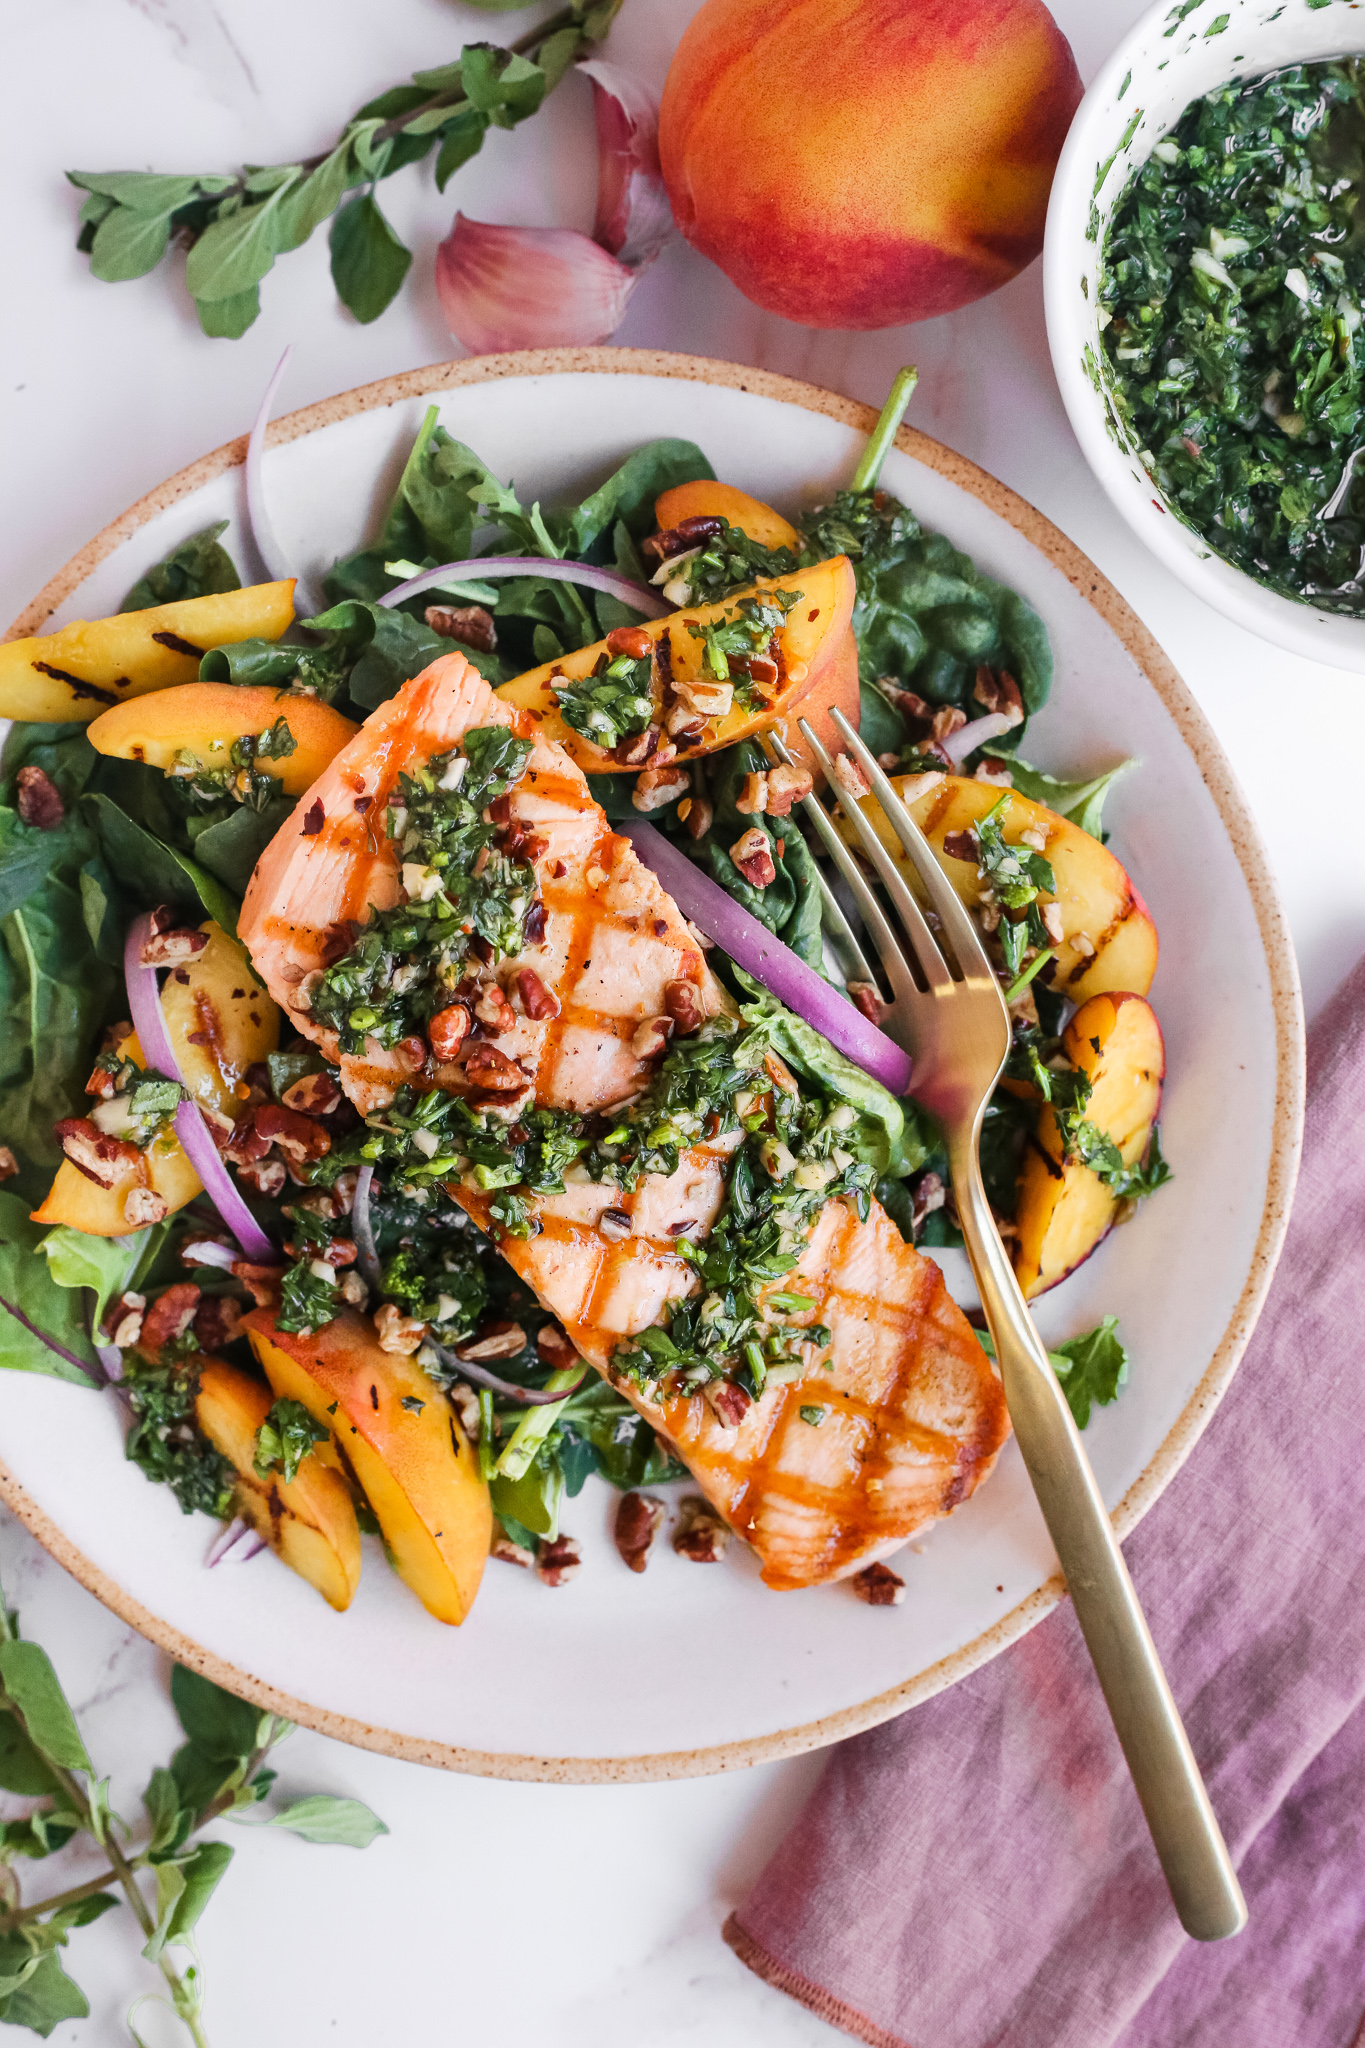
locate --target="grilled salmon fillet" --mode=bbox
[240,650,1009,1588]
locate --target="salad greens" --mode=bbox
[1102,58,1365,608]
[67,3,623,339]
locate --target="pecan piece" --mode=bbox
[597,1208,632,1244]
[124,1186,169,1228]
[427,1003,472,1060]
[463,1044,527,1094]
[735,771,768,815]
[536,1323,579,1370]
[930,705,966,744]
[682,796,713,842]
[613,726,661,768]
[193,1294,244,1352]
[764,763,813,817]
[847,980,887,1026]
[942,829,980,864]
[230,1262,285,1309]
[0,1148,17,1184]
[614,1491,665,1573]
[473,984,517,1034]
[103,1292,146,1348]
[280,1071,342,1117]
[704,1380,753,1432]
[641,514,724,563]
[424,603,497,653]
[455,1321,526,1362]
[140,1283,201,1353]
[491,1530,536,1568]
[673,1498,731,1563]
[234,1157,287,1199]
[536,1536,582,1587]
[662,980,703,1037]
[831,752,871,803]
[729,827,776,889]
[514,968,559,1022]
[253,1104,331,1163]
[631,765,691,814]
[852,1562,907,1606]
[53,1117,138,1189]
[630,1016,673,1061]
[972,667,1025,727]
[374,1303,426,1355]
[138,926,208,968]
[15,766,64,831]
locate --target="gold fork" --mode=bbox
[775,710,1246,1943]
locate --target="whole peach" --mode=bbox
[659,0,1083,329]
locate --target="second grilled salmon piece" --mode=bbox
[240,650,1008,1588]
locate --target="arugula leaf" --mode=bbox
[231,1794,388,1847]
[330,192,412,323]
[981,749,1136,841]
[490,1457,562,1540]
[36,1223,160,1336]
[1049,1316,1129,1430]
[120,522,241,613]
[0,1641,92,1774]
[170,1668,268,1764]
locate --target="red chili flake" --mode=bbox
[302,801,324,835]
[807,608,820,621]
[354,795,372,811]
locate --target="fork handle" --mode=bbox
[948,1134,1247,1942]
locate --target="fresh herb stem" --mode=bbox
[1002,948,1057,1003]
[495,1365,585,1481]
[850,367,920,494]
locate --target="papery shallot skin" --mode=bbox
[435,214,637,354]
[239,652,1008,1589]
[581,60,675,268]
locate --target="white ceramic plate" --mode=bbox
[0,351,1303,1781]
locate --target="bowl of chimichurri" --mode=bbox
[1045,0,1365,671]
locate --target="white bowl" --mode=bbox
[1044,0,1365,671]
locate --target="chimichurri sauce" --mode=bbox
[1100,60,1365,609]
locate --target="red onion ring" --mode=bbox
[942,712,1015,765]
[246,345,295,586]
[620,822,914,1098]
[123,914,276,1263]
[206,1515,267,1566]
[378,558,669,618]
[351,1164,383,1292]
[429,1339,588,1405]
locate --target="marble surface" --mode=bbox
[3,0,1363,2040]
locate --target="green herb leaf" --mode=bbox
[1049,1316,1129,1430]
[196,286,261,340]
[143,1840,233,1963]
[330,193,412,324]
[0,1949,89,2034]
[88,206,174,283]
[253,1398,329,1484]
[170,1666,267,1763]
[232,1794,389,1847]
[0,1640,92,1774]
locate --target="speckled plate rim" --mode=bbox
[0,347,1305,1783]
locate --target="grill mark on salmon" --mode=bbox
[240,650,1009,1588]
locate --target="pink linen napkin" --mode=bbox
[725,953,1365,2048]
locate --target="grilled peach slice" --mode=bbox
[841,772,1158,1004]
[1013,993,1165,1300]
[159,919,280,1122]
[195,1359,361,1612]
[88,684,357,795]
[653,479,801,552]
[245,1310,490,1627]
[30,1029,201,1237]
[495,559,855,772]
[0,581,295,723]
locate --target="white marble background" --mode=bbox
[3,0,1363,2040]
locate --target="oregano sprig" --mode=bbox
[0,1577,385,2042]
[67,0,623,339]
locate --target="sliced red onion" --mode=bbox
[942,712,1015,766]
[620,822,914,1098]
[124,914,276,1264]
[206,1515,267,1566]
[351,1164,382,1292]
[378,556,668,618]
[246,345,295,586]
[429,1339,587,1405]
[581,61,674,269]
[435,213,639,355]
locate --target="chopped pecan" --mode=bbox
[704,1379,753,1432]
[852,1562,906,1606]
[374,1303,426,1355]
[631,766,690,814]
[942,829,980,864]
[847,980,887,1026]
[972,667,1025,727]
[491,1531,536,1568]
[124,1187,169,1228]
[230,1262,285,1308]
[319,1238,358,1268]
[0,1148,16,1184]
[612,726,661,768]
[729,827,776,889]
[536,1535,582,1587]
[1040,901,1066,944]
[338,1270,369,1308]
[473,984,517,1034]
[140,1283,201,1353]
[673,1498,731,1563]
[735,771,768,815]
[192,1294,243,1352]
[930,705,967,744]
[683,796,713,842]
[831,753,871,803]
[138,927,208,968]
[605,625,654,660]
[456,1321,526,1362]
[424,603,498,653]
[522,897,547,947]
[974,758,1014,788]
[15,766,64,831]
[463,1044,527,1093]
[428,1003,472,1060]
[907,1169,946,1237]
[280,1071,342,1117]
[765,762,814,816]
[877,679,933,728]
[103,1292,146,1348]
[449,1382,480,1440]
[395,1035,431,1075]
[662,980,703,1037]
[641,514,724,563]
[234,1157,287,1199]
[597,1208,632,1244]
[514,968,559,1022]
[614,1491,665,1573]
[53,1117,138,1189]
[253,1104,331,1163]
[631,1015,673,1061]
[665,706,706,741]
[537,1323,579,1370]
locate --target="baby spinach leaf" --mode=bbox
[564,439,714,555]
[680,742,827,970]
[490,1458,561,1540]
[0,874,114,1197]
[120,522,241,613]
[555,1381,686,1493]
[1049,1316,1129,1430]
[329,192,412,324]
[191,797,293,898]
[0,1641,92,1774]
[0,1199,101,1384]
[198,638,298,688]
[81,793,241,934]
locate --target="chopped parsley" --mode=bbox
[976,795,1057,978]
[553,649,654,751]
[122,1352,235,1519]
[662,520,799,605]
[1101,59,1365,609]
[379,1239,486,1337]
[308,724,535,1056]
[171,718,297,811]
[253,1398,328,1484]
[686,590,803,706]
